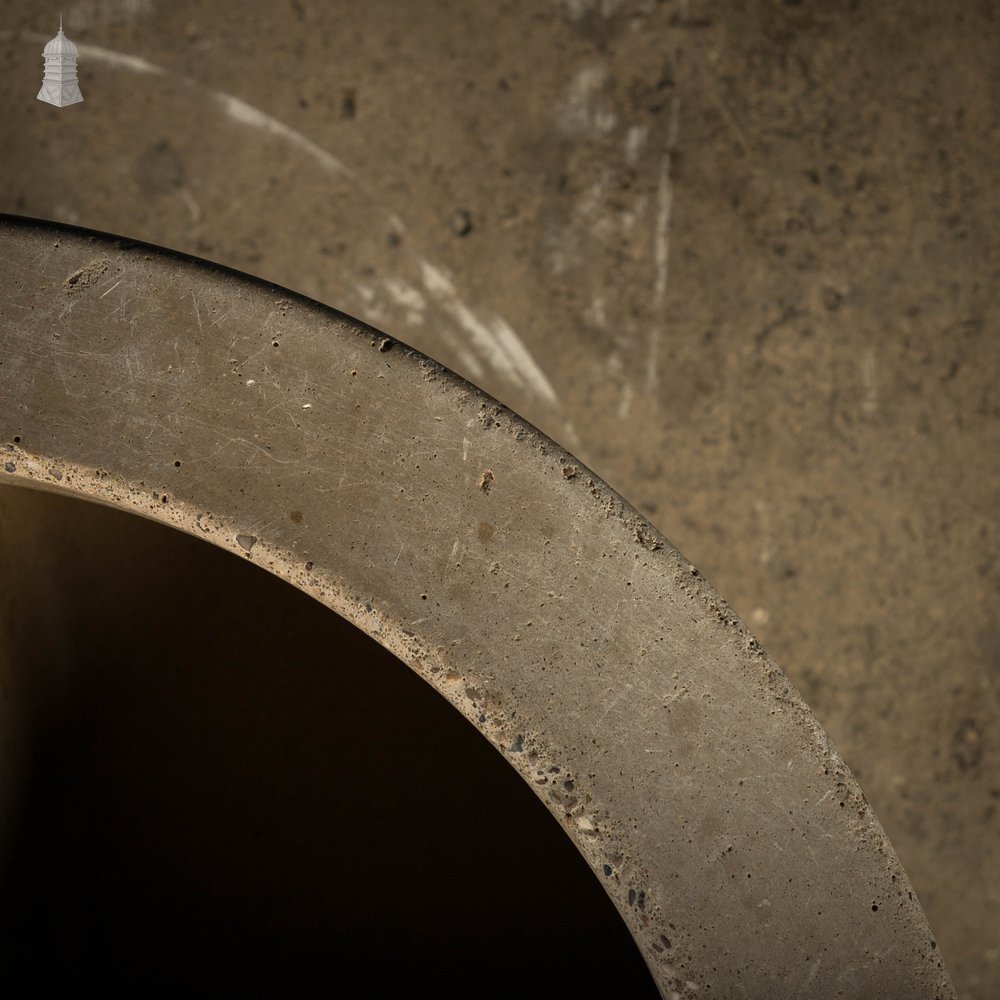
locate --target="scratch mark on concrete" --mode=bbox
[99,279,122,299]
[191,293,203,334]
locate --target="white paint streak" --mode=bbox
[617,381,634,420]
[556,65,617,137]
[491,316,559,408]
[547,246,569,276]
[455,347,486,381]
[755,499,773,568]
[351,283,388,325]
[52,40,361,194]
[624,123,648,165]
[382,276,426,313]
[575,172,611,227]
[179,186,202,224]
[584,296,606,329]
[52,203,81,225]
[420,262,559,408]
[73,41,164,75]
[212,92,357,181]
[561,421,584,454]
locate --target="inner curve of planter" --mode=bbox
[0,484,657,995]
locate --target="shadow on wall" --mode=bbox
[0,484,657,995]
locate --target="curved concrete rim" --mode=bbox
[0,215,953,998]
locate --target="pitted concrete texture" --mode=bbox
[0,1,997,994]
[1,219,954,997]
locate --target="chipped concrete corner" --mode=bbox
[0,217,954,998]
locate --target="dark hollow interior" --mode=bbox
[0,485,657,994]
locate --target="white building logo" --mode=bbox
[37,15,84,107]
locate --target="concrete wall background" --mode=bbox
[1,1,996,994]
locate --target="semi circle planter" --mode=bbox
[0,216,953,998]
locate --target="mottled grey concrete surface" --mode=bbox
[0,1,997,994]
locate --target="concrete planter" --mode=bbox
[0,217,953,998]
